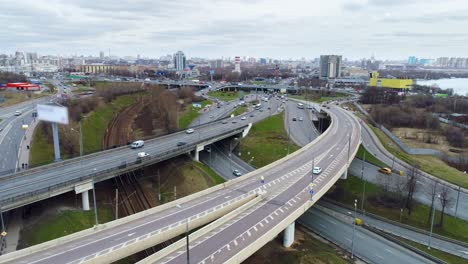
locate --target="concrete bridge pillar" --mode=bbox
[340,169,348,180]
[81,190,90,211]
[283,222,295,247]
[193,150,199,162]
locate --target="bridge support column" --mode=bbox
[81,191,90,211]
[341,169,348,180]
[283,222,295,247]
[193,150,199,161]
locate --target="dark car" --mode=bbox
[292,117,297,121]
[177,141,187,147]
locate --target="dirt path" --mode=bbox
[102,100,144,149]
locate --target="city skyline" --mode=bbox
[1,0,468,60]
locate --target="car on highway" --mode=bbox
[186,128,194,134]
[177,141,187,147]
[250,114,255,117]
[299,117,303,121]
[378,167,392,174]
[130,140,144,149]
[14,110,22,116]
[241,116,246,120]
[137,152,149,158]
[221,120,228,124]
[209,115,214,119]
[233,170,242,177]
[292,117,297,121]
[232,120,237,123]
[312,166,322,174]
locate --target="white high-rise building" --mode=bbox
[233,56,241,73]
[173,51,186,72]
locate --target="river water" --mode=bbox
[416,78,468,95]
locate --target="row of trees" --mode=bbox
[370,105,440,130]
[0,72,27,83]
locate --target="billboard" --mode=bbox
[37,104,69,124]
[210,69,215,75]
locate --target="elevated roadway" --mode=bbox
[0,118,252,211]
[0,104,361,264]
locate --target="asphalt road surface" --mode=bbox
[0,96,50,176]
[299,207,436,264]
[320,201,468,259]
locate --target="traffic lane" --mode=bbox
[299,209,433,264]
[0,109,35,173]
[162,110,359,263]
[321,201,468,258]
[285,102,318,146]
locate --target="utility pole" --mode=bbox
[361,151,366,212]
[158,169,161,201]
[428,195,439,249]
[351,199,357,259]
[186,219,190,264]
[92,176,99,226]
[115,189,119,220]
[455,186,461,217]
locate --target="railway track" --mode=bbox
[113,169,174,259]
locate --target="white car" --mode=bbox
[186,128,194,134]
[233,170,242,177]
[14,110,22,116]
[313,166,322,175]
[137,152,149,158]
[241,116,246,120]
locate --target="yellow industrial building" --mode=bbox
[369,72,413,90]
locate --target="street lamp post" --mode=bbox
[351,199,357,259]
[428,194,440,249]
[361,151,366,212]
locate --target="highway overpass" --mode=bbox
[0,104,361,264]
[0,119,253,212]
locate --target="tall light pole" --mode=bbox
[428,194,440,249]
[361,151,366,211]
[229,138,238,173]
[186,219,190,264]
[351,199,357,259]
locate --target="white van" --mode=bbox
[130,140,144,149]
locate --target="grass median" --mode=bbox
[239,112,299,168]
[396,236,468,264]
[178,100,211,129]
[207,90,248,101]
[229,105,248,116]
[21,206,113,247]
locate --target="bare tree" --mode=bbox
[404,165,420,216]
[427,180,438,224]
[438,185,454,227]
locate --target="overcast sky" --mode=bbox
[1,0,467,60]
